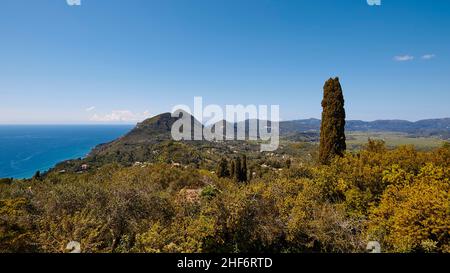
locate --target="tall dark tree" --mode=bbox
[33,171,41,181]
[216,157,230,178]
[285,158,292,169]
[319,77,346,164]
[233,155,248,183]
[234,157,242,182]
[241,155,248,182]
[230,160,235,178]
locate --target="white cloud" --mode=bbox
[85,106,96,112]
[422,54,436,60]
[90,110,151,122]
[394,55,414,62]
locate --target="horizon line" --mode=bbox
[1,116,449,126]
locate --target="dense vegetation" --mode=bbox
[0,140,448,253]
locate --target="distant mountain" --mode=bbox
[119,111,202,141]
[51,113,449,175]
[279,118,321,134]
[90,111,201,158]
[92,114,450,156]
[280,118,450,138]
[74,111,268,171]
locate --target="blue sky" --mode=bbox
[0,0,449,124]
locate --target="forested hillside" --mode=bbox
[1,140,449,253]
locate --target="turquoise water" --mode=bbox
[0,125,133,179]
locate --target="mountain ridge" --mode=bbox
[113,112,450,140]
[130,112,450,133]
[90,113,450,159]
[50,112,449,176]
[280,117,450,135]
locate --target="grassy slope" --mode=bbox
[346,131,444,150]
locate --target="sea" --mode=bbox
[0,125,133,179]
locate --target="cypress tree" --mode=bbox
[319,77,346,164]
[33,171,41,181]
[241,154,248,182]
[230,160,235,178]
[285,158,292,169]
[233,155,248,183]
[216,157,230,178]
[234,157,242,182]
